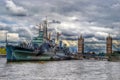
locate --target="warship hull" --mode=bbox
[6,45,52,62]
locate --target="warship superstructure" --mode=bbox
[6,18,71,62]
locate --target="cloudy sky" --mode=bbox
[0,0,120,42]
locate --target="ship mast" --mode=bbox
[36,23,42,36]
[5,32,8,46]
[43,16,48,40]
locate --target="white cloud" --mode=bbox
[0,31,19,42]
[90,26,112,32]
[111,3,120,9]
[7,33,19,41]
[95,32,108,37]
[5,0,27,16]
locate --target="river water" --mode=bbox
[0,58,120,80]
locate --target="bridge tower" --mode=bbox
[106,34,112,54]
[78,34,84,54]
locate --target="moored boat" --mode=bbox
[6,18,72,62]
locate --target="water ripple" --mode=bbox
[0,58,120,80]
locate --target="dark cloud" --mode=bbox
[62,32,76,37]
[17,28,32,39]
[84,34,94,38]
[0,0,120,41]
[49,20,61,24]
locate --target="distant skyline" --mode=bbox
[0,0,120,42]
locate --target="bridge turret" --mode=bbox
[106,33,112,54]
[78,34,84,54]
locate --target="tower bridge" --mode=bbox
[78,34,120,54]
